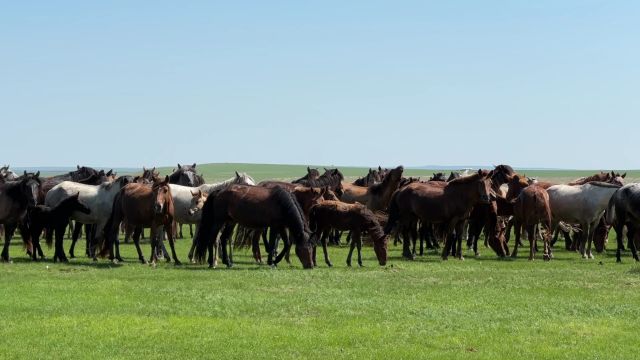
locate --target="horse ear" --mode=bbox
[192,163,196,168]
[143,166,146,171]
[191,190,197,196]
[23,170,27,176]
[307,166,310,172]
[107,169,113,176]
[164,175,170,184]
[77,165,80,170]
[622,172,627,178]
[35,171,40,178]
[235,171,240,178]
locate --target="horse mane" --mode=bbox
[271,186,308,242]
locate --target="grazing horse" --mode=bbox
[547,182,621,259]
[341,166,404,211]
[193,184,314,269]
[606,184,640,262]
[45,176,133,259]
[309,200,388,267]
[293,167,321,184]
[510,185,553,261]
[0,173,42,261]
[385,170,492,260]
[101,176,180,265]
[27,193,91,262]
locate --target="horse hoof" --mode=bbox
[528,257,534,261]
[543,255,551,261]
[588,254,594,260]
[111,259,119,265]
[458,256,465,261]
[174,260,182,266]
[358,263,363,267]
[510,254,518,259]
[116,257,124,263]
[616,258,622,263]
[475,253,480,257]
[441,257,448,261]
[346,261,352,267]
[327,262,333,267]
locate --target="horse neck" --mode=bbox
[199,177,234,194]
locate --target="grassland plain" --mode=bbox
[2,163,640,359]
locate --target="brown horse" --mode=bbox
[510,185,553,260]
[101,176,180,265]
[251,183,324,265]
[385,170,492,260]
[193,184,314,269]
[309,200,387,267]
[292,167,321,184]
[341,166,404,211]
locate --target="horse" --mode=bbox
[40,165,100,196]
[294,168,344,196]
[45,176,133,259]
[292,167,321,184]
[385,170,492,260]
[353,168,383,187]
[429,173,447,182]
[0,165,18,182]
[101,176,180,265]
[341,166,404,211]
[510,185,552,261]
[547,182,621,259]
[193,184,314,269]
[197,172,256,194]
[0,172,41,261]
[309,200,387,267]
[606,184,640,262]
[168,163,205,238]
[142,167,160,182]
[27,193,91,262]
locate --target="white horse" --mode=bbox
[547,182,621,259]
[0,165,19,181]
[44,176,133,258]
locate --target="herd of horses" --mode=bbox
[1,162,639,269]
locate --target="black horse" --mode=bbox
[607,184,640,262]
[28,193,91,262]
[0,172,41,262]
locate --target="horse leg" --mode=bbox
[274,230,292,265]
[402,226,414,260]
[133,231,146,264]
[321,230,333,267]
[69,222,82,258]
[178,222,183,239]
[54,226,69,263]
[267,227,279,266]
[579,223,590,259]
[527,224,535,261]
[586,221,596,259]
[346,234,356,267]
[353,230,363,267]
[261,228,271,254]
[165,223,182,266]
[511,221,522,258]
[441,231,451,261]
[1,224,15,262]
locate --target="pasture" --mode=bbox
[2,164,640,359]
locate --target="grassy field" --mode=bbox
[3,163,640,359]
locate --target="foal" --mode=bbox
[510,185,553,261]
[28,193,91,262]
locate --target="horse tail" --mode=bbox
[193,194,217,262]
[384,190,401,235]
[18,222,33,254]
[99,191,122,258]
[272,186,308,246]
[606,191,618,225]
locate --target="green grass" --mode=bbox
[2,236,640,359]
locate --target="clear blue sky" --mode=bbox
[2,1,639,169]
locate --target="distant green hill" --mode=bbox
[152,163,640,183]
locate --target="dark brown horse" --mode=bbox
[353,168,383,187]
[40,166,100,197]
[292,167,321,184]
[385,170,492,260]
[341,166,404,211]
[101,176,180,265]
[511,185,553,261]
[0,172,41,261]
[193,184,314,269]
[309,200,387,267]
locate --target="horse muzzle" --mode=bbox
[480,195,491,204]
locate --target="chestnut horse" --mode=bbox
[510,185,553,260]
[385,170,492,260]
[341,166,404,211]
[309,200,387,267]
[101,176,180,265]
[193,184,314,269]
